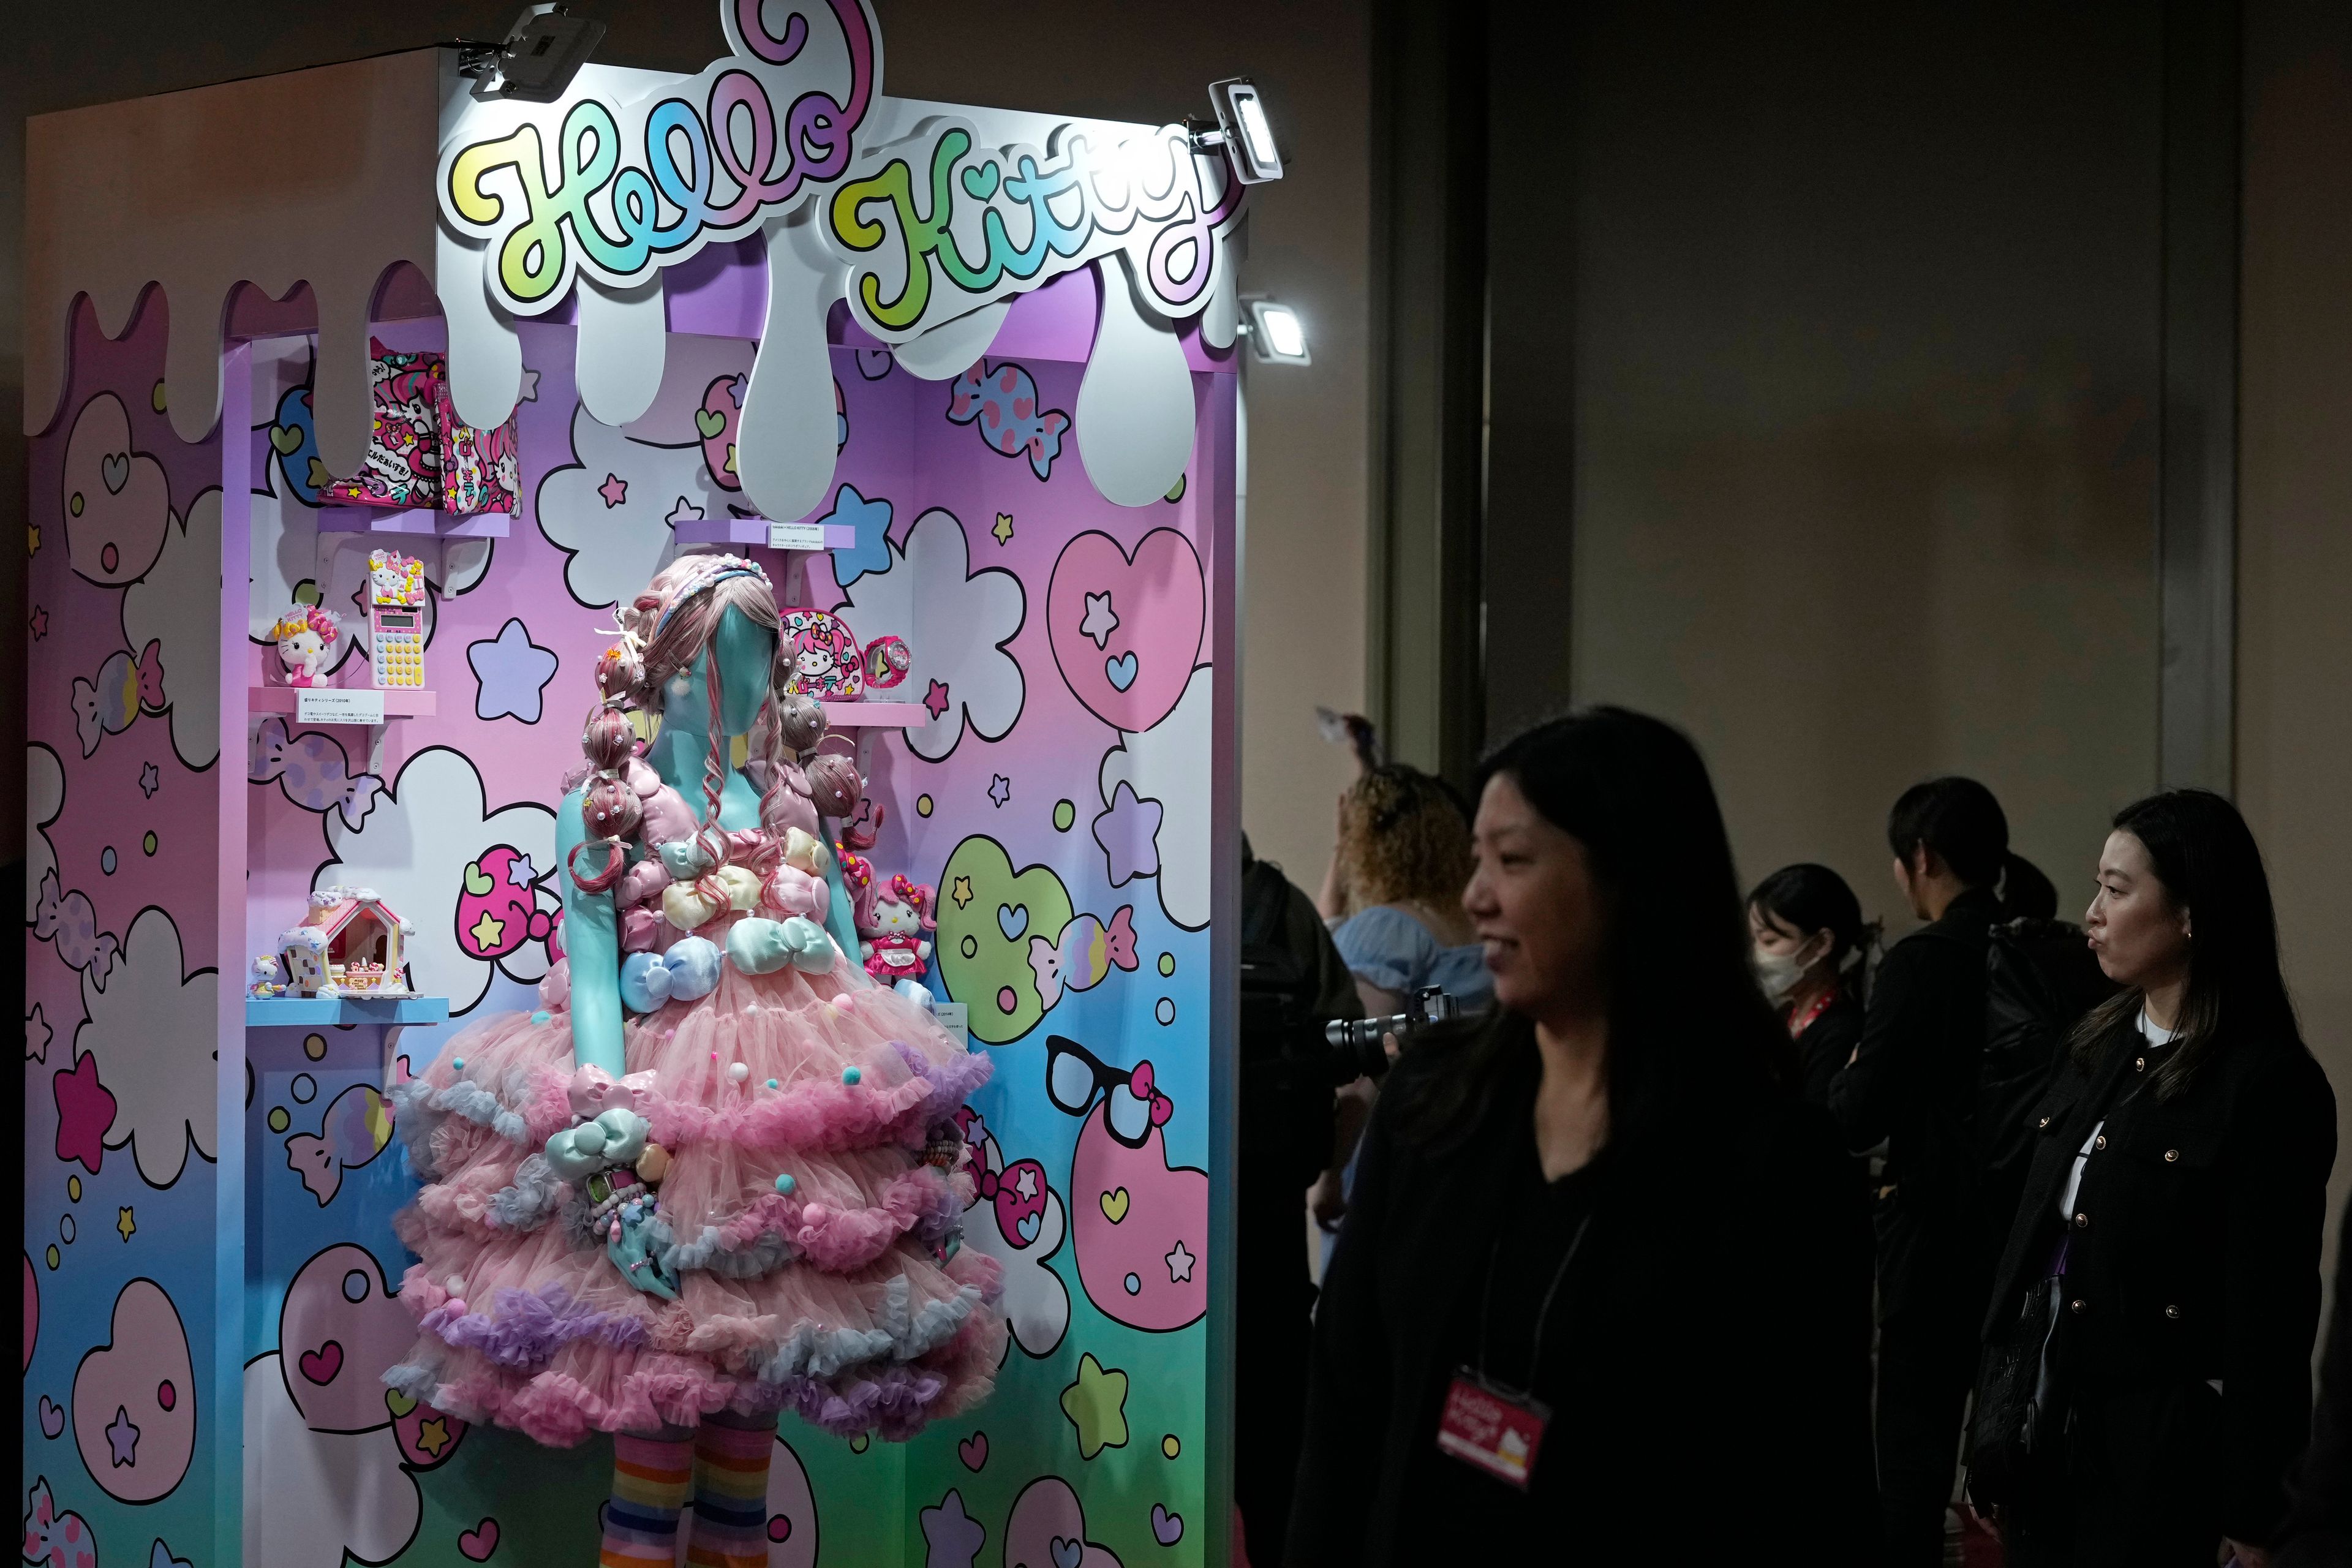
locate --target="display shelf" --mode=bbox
[318,504,510,537]
[824,701,930,726]
[671,516,857,549]
[251,686,438,718]
[246,995,450,1027]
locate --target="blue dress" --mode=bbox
[1330,905,1494,1016]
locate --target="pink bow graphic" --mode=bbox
[567,1065,658,1120]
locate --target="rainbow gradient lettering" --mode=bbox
[439,0,878,315]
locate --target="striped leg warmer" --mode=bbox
[686,1421,775,1567]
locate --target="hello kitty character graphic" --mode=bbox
[843,851,935,983]
[778,607,865,701]
[368,548,425,606]
[271,604,340,687]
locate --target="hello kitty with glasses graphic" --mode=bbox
[1046,1034,1208,1332]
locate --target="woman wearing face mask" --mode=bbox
[1286,709,1876,1566]
[1975,790,2335,1568]
[1749,863,1873,1107]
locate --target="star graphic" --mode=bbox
[466,618,560,724]
[919,1490,986,1568]
[1079,591,1120,650]
[54,1048,117,1175]
[28,1003,52,1063]
[823,483,896,587]
[1092,781,1165,887]
[951,875,974,910]
[28,524,40,556]
[416,1415,451,1458]
[1014,1166,1038,1201]
[138,763,160,799]
[117,1206,136,1242]
[922,679,951,721]
[597,472,628,508]
[29,605,48,639]
[1166,1238,1196,1283]
[506,853,537,887]
[665,496,704,525]
[469,910,507,950]
[516,366,542,402]
[987,774,1011,810]
[106,1404,140,1467]
[992,512,1014,545]
[1058,1352,1130,1460]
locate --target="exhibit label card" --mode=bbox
[296,688,386,725]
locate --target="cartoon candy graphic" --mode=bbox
[69,641,165,757]
[946,360,1071,481]
[933,837,1074,1046]
[251,715,384,831]
[20,1477,97,1568]
[60,390,172,584]
[454,845,555,962]
[285,1083,395,1205]
[1047,1036,1208,1332]
[72,1279,197,1502]
[1029,906,1139,1012]
[953,1107,1071,1360]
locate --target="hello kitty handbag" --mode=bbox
[779,608,866,701]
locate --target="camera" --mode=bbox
[1240,954,1461,1086]
[1321,987,1463,1082]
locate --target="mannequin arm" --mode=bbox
[556,787,627,1076]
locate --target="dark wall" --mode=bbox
[1483,1,2165,927]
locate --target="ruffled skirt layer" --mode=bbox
[386,952,1003,1446]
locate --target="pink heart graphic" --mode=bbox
[959,1431,989,1471]
[458,1518,499,1561]
[297,1341,343,1385]
[1047,529,1205,733]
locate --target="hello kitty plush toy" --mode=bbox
[848,857,936,984]
[272,605,339,687]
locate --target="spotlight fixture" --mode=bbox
[1243,299,1311,366]
[456,4,606,102]
[1193,78,1284,184]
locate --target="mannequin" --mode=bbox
[385,557,1005,1567]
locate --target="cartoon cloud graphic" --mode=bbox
[317,747,556,1014]
[72,1278,197,1502]
[242,1353,420,1566]
[77,907,217,1188]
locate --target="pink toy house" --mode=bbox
[277,885,413,997]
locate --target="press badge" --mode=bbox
[1436,1368,1549,1490]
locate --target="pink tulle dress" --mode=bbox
[384,814,1003,1447]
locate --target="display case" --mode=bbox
[23,11,1245,1563]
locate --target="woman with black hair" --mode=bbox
[1286,709,1876,1565]
[1831,775,2049,1567]
[1749,862,1873,1106]
[1978,790,2335,1567]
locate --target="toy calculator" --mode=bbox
[371,606,426,688]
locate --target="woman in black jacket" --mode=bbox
[1286,709,1877,1566]
[1747,862,1872,1107]
[1980,790,2336,1567]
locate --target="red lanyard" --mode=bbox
[1787,982,1839,1039]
